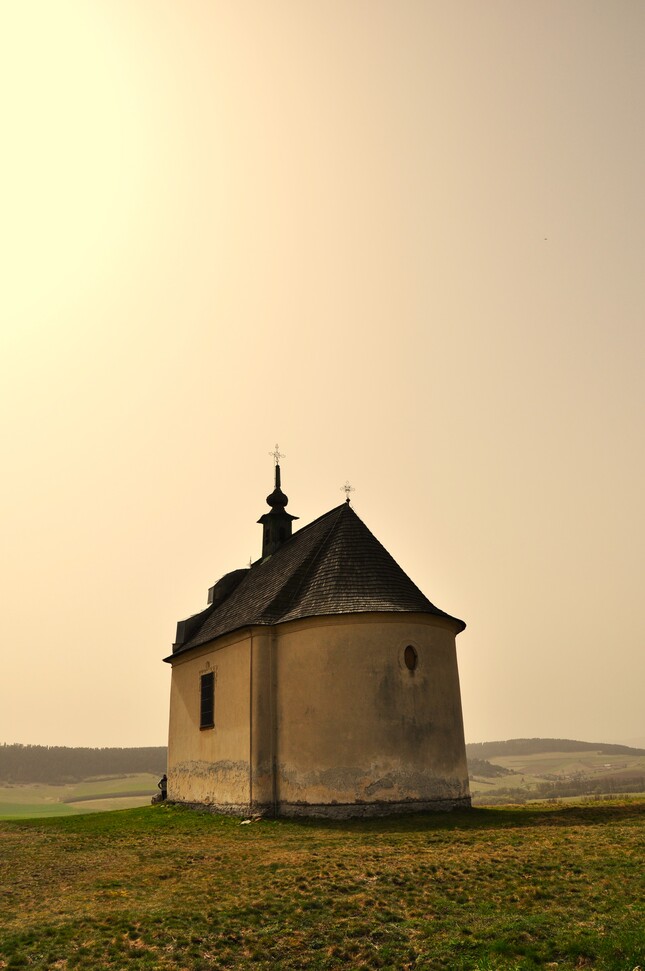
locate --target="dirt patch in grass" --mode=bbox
[1,800,643,969]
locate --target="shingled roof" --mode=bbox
[168,502,465,658]
[166,502,466,660]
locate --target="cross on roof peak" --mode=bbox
[341,480,355,503]
[269,443,285,466]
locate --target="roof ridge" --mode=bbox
[263,503,348,621]
[292,502,347,536]
[247,502,345,569]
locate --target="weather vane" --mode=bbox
[269,443,285,466]
[341,480,355,502]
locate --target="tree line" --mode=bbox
[466,738,645,760]
[0,744,167,784]
[473,774,645,806]
[467,758,514,778]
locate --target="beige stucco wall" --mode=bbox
[271,614,470,813]
[167,612,470,816]
[167,630,252,809]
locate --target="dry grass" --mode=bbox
[1,800,644,969]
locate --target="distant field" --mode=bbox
[470,749,645,805]
[4,748,644,818]
[1,800,643,970]
[0,774,158,819]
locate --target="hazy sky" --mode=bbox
[2,1,644,749]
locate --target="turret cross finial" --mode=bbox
[270,443,285,466]
[341,480,355,503]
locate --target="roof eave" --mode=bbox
[163,606,466,662]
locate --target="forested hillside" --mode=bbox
[0,744,167,784]
[466,738,645,759]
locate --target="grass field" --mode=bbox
[1,800,643,970]
[0,774,158,820]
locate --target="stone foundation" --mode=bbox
[168,795,471,819]
[275,796,471,818]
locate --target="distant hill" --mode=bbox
[5,738,643,788]
[466,738,645,760]
[466,739,645,805]
[0,744,167,784]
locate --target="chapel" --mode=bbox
[164,458,471,817]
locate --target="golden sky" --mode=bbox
[1,1,644,747]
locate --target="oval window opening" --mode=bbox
[404,645,418,671]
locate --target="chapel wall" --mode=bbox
[271,613,470,815]
[167,631,252,811]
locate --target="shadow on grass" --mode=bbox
[277,798,645,834]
